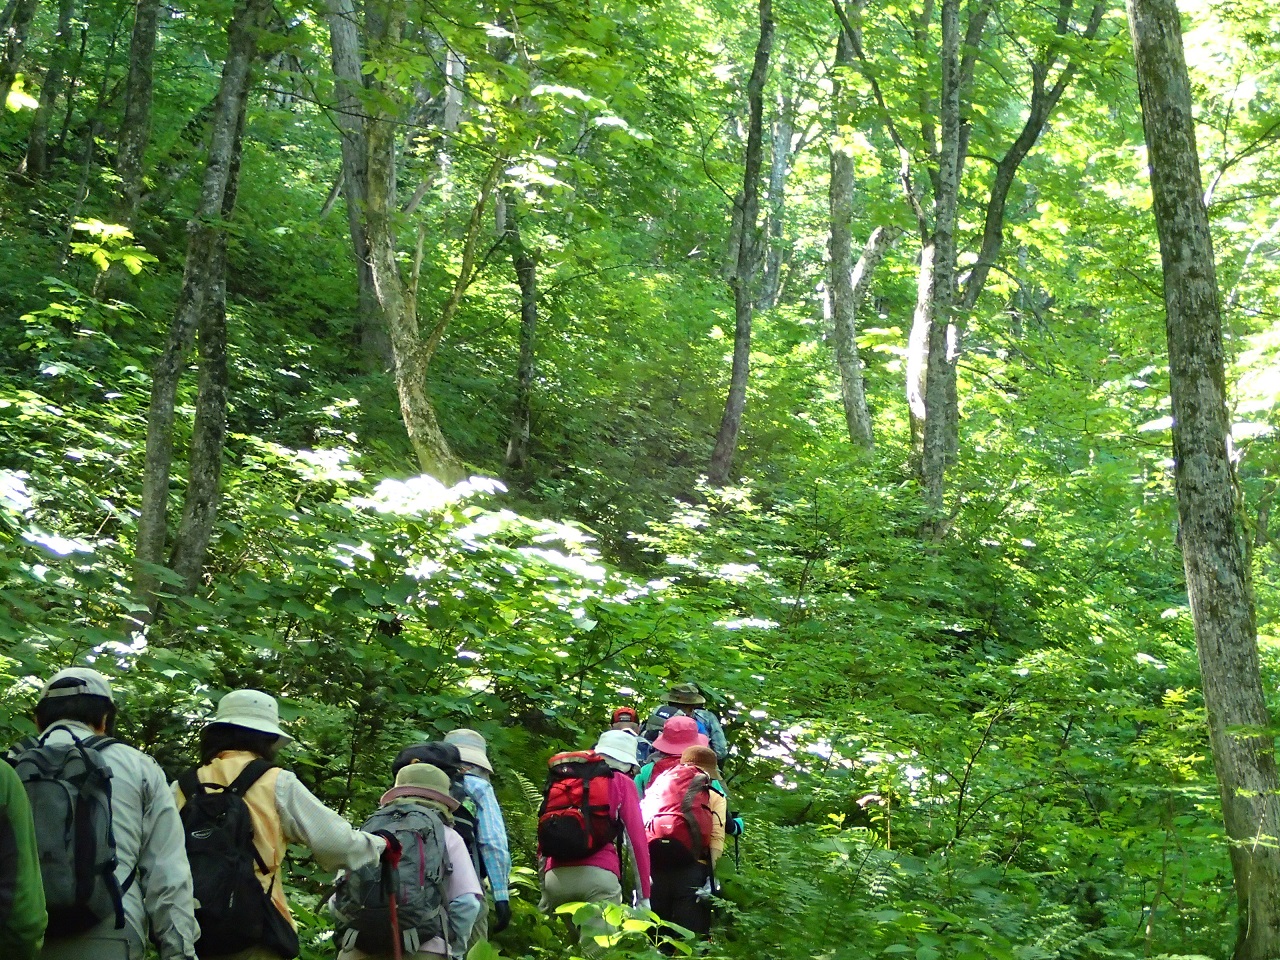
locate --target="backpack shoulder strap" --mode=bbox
[229,758,275,796]
[178,767,206,801]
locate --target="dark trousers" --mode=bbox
[651,861,712,946]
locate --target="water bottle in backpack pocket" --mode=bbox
[640,762,714,869]
[11,730,131,937]
[537,751,619,861]
[179,760,299,959]
[332,804,454,956]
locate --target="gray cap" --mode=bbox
[39,668,114,703]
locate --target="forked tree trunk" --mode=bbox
[115,0,160,221]
[0,0,37,106]
[21,0,75,176]
[135,0,273,610]
[707,0,773,486]
[1129,1,1280,956]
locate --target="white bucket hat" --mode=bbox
[211,689,293,743]
[40,667,114,703]
[444,728,493,773]
[594,729,639,768]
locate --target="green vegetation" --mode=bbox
[1,0,1279,956]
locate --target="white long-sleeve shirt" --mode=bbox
[33,720,199,960]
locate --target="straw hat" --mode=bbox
[651,714,709,755]
[210,689,293,743]
[444,728,494,774]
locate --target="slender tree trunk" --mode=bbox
[707,0,774,486]
[135,0,272,609]
[919,0,961,526]
[114,0,160,221]
[1129,2,1280,956]
[327,0,389,368]
[21,0,74,176]
[54,17,85,150]
[758,89,793,311]
[0,0,37,106]
[502,191,538,471]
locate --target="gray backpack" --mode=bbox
[11,730,131,935]
[333,804,453,955]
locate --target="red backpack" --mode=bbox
[537,751,619,860]
[640,762,715,868]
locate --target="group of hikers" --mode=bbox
[0,669,738,959]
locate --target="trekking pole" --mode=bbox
[733,833,741,871]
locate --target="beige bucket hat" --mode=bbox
[211,689,293,743]
[444,728,493,773]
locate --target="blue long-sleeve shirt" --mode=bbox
[463,772,512,902]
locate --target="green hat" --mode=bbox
[389,763,459,810]
[667,683,706,706]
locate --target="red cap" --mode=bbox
[612,706,639,724]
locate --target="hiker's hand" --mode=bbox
[493,899,512,933]
[728,816,745,836]
[373,830,402,867]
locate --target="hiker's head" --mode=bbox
[651,714,709,757]
[35,668,116,734]
[666,682,706,714]
[681,745,719,778]
[610,706,641,734]
[444,728,494,777]
[392,741,463,779]
[595,729,640,773]
[388,762,459,815]
[201,689,293,761]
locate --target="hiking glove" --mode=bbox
[728,816,745,836]
[373,830,402,867]
[493,899,512,933]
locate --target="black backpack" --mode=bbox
[449,777,484,879]
[11,730,131,936]
[178,760,298,959]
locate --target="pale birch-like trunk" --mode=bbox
[1129,1,1280,955]
[135,0,272,609]
[758,89,793,311]
[0,0,37,106]
[707,0,774,486]
[21,0,74,176]
[115,0,160,221]
[327,0,389,368]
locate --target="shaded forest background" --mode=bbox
[2,0,1279,956]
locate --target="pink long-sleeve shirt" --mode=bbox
[545,770,651,899]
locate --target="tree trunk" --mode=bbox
[707,0,773,486]
[327,0,389,369]
[114,0,160,222]
[758,89,793,311]
[503,191,538,472]
[919,0,961,525]
[1129,1,1280,957]
[135,0,272,610]
[21,0,74,176]
[0,0,37,106]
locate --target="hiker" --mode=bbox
[0,745,46,958]
[634,714,709,798]
[638,684,728,762]
[441,729,512,941]
[642,746,726,943]
[538,730,651,953]
[391,743,483,885]
[332,762,484,959]
[174,689,390,959]
[10,667,199,959]
[609,706,641,735]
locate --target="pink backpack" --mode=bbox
[640,762,714,868]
